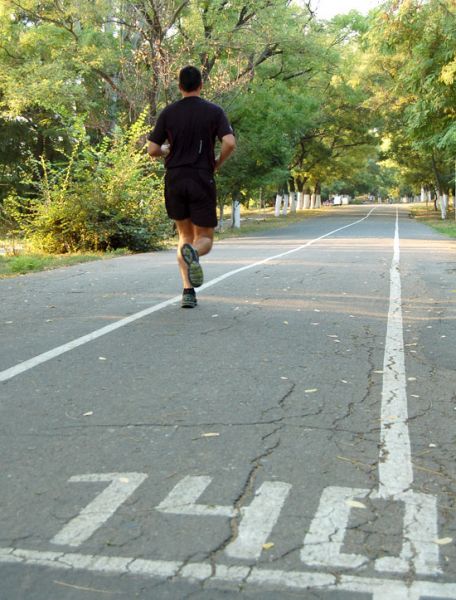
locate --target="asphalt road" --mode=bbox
[0,204,455,600]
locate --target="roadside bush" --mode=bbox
[8,116,172,253]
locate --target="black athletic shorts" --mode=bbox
[164,167,218,228]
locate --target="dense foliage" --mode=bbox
[0,0,454,251]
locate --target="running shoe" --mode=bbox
[181,243,204,287]
[181,290,197,309]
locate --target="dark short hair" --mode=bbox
[179,66,202,92]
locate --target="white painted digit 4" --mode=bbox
[157,476,291,560]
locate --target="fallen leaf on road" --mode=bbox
[54,581,121,594]
[99,357,107,361]
[408,377,417,381]
[411,394,420,398]
[281,377,289,380]
[341,380,348,384]
[346,500,367,509]
[201,432,220,438]
[262,543,274,550]
[305,389,318,393]
[314,309,321,312]
[119,477,130,483]
[212,314,219,318]
[374,370,384,374]
[429,444,437,448]
[83,411,93,416]
[434,538,453,545]
[327,335,338,338]
[283,321,289,325]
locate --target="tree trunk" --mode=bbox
[218,199,225,231]
[289,178,297,213]
[314,181,321,209]
[440,193,448,220]
[303,185,311,209]
[275,194,282,217]
[431,153,443,197]
[232,199,241,228]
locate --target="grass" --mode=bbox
[0,246,129,278]
[409,203,456,239]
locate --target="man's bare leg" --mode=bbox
[193,225,214,257]
[175,220,215,289]
[175,219,195,289]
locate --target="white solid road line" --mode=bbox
[1,547,455,598]
[299,209,442,580]
[0,209,375,383]
[378,210,413,497]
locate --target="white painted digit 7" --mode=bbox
[51,473,148,547]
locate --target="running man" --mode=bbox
[147,66,236,308]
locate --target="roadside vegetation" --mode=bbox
[0,0,455,260]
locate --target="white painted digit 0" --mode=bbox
[51,473,148,547]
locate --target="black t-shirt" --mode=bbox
[147,96,233,172]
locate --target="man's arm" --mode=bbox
[215,134,236,171]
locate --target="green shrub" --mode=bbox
[8,115,172,253]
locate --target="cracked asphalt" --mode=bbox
[0,205,455,599]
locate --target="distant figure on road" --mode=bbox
[147,66,236,308]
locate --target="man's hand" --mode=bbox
[215,134,236,172]
[148,141,169,158]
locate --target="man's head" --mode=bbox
[179,66,202,94]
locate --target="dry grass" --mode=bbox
[409,203,456,239]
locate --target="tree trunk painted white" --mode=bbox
[282,194,289,216]
[232,200,241,228]
[218,204,224,231]
[421,187,426,203]
[297,192,304,210]
[315,194,321,208]
[310,194,316,209]
[440,194,448,220]
[303,194,311,209]
[275,195,282,217]
[290,192,297,213]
